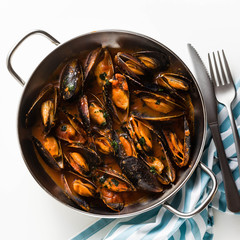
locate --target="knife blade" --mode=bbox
[188,43,240,212]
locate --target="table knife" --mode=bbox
[188,44,240,212]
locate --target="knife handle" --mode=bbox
[210,123,240,212]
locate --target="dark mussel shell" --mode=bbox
[163,116,191,168]
[95,168,136,192]
[78,95,91,133]
[32,136,63,171]
[60,59,83,100]
[26,85,58,134]
[157,73,190,91]
[114,52,147,81]
[133,50,170,72]
[67,143,103,170]
[84,47,103,81]
[131,90,184,121]
[119,156,163,192]
[61,174,91,211]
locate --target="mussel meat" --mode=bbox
[32,136,63,170]
[103,73,129,123]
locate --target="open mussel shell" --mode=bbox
[131,90,184,121]
[119,156,163,192]
[67,143,103,169]
[114,52,147,81]
[133,50,170,72]
[157,73,190,91]
[54,109,87,144]
[163,116,191,168]
[94,48,114,87]
[95,168,136,192]
[103,73,129,124]
[98,188,125,212]
[84,46,103,81]
[61,173,94,211]
[78,95,91,133]
[32,136,63,171]
[60,58,83,100]
[26,85,58,134]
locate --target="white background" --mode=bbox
[1,0,240,239]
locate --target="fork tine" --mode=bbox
[213,52,223,85]
[208,53,218,87]
[217,51,228,85]
[222,50,234,85]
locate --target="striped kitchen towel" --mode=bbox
[72,80,240,240]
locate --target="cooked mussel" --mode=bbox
[26,85,58,134]
[94,48,114,87]
[133,51,169,72]
[61,173,94,211]
[156,73,190,91]
[32,136,63,170]
[60,59,83,100]
[163,116,190,167]
[126,117,176,184]
[103,73,129,123]
[67,143,103,170]
[84,47,103,81]
[95,168,135,192]
[114,52,147,81]
[55,122,86,144]
[131,90,184,121]
[119,156,163,192]
[63,146,90,176]
[98,188,124,212]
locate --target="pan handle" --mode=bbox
[162,162,218,218]
[7,30,60,86]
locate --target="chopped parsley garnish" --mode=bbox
[67,83,75,91]
[139,137,146,146]
[99,72,107,80]
[150,166,157,174]
[155,99,161,105]
[99,175,107,184]
[111,140,118,152]
[103,111,109,119]
[90,103,95,107]
[111,178,119,186]
[101,121,107,127]
[105,79,110,86]
[158,88,164,92]
[61,125,67,132]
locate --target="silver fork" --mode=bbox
[208,50,240,172]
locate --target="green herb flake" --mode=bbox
[158,88,164,92]
[105,79,110,86]
[101,121,107,127]
[99,175,107,184]
[67,83,75,92]
[103,111,109,119]
[61,125,67,132]
[111,178,119,186]
[139,137,146,146]
[99,72,107,80]
[155,99,161,105]
[90,103,95,107]
[111,140,118,152]
[150,166,157,174]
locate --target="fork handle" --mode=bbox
[226,104,240,174]
[210,123,240,212]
